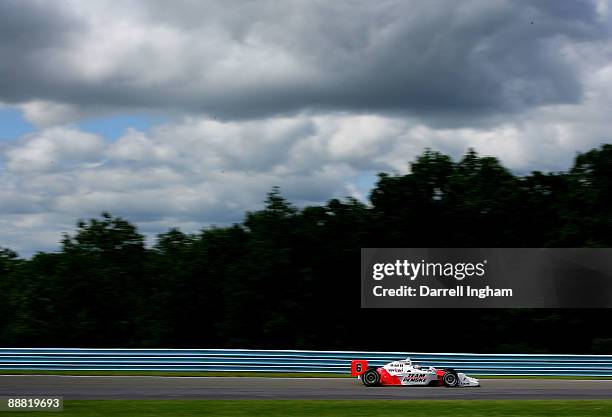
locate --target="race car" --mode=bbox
[351,357,480,387]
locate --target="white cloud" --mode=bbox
[2,1,608,122]
[19,101,87,127]
[1,0,612,256]
[3,84,612,257]
[5,127,104,174]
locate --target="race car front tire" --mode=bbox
[442,369,459,387]
[361,369,380,387]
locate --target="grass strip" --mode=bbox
[1,400,612,417]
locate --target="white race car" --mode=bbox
[351,357,480,388]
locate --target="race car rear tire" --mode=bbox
[442,369,459,387]
[362,369,380,387]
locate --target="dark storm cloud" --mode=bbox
[0,1,80,48]
[0,1,84,101]
[0,0,608,121]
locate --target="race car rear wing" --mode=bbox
[351,359,369,376]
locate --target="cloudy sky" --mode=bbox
[1,0,611,256]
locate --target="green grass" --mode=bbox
[2,370,612,379]
[2,400,612,417]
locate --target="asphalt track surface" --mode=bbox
[3,376,612,400]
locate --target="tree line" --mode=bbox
[1,145,612,353]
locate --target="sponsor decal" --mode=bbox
[401,374,429,383]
